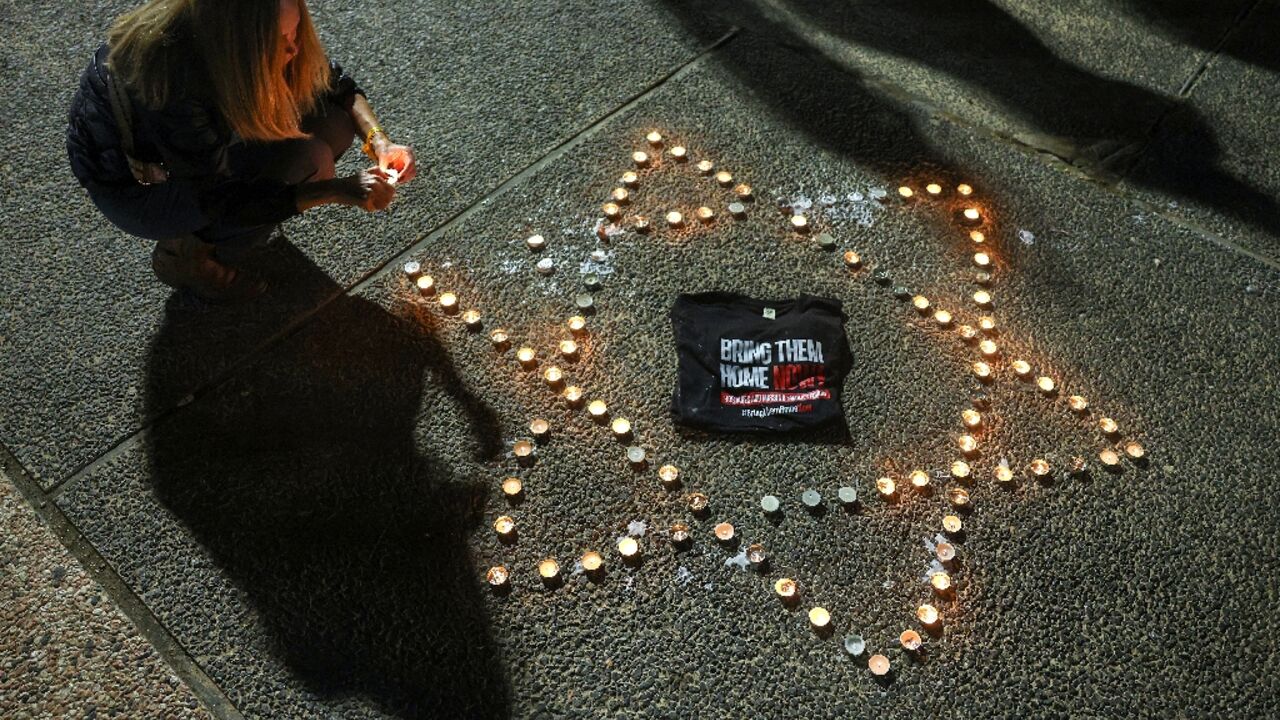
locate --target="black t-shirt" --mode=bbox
[670,292,852,433]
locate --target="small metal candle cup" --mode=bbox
[558,339,579,360]
[611,187,630,204]
[876,476,897,497]
[901,630,923,651]
[1099,448,1121,468]
[1011,360,1031,378]
[611,417,632,439]
[687,492,709,514]
[917,604,940,626]
[713,522,735,542]
[963,207,982,223]
[962,409,982,428]
[516,347,537,369]
[947,487,971,507]
[563,385,584,407]
[526,234,546,251]
[898,186,914,199]
[733,183,753,199]
[1125,441,1146,459]
[729,202,747,218]
[774,578,798,600]
[581,551,603,574]
[958,324,978,341]
[646,131,663,146]
[1029,458,1051,478]
[416,275,436,296]
[567,315,587,334]
[501,477,523,500]
[978,315,996,333]
[538,558,560,584]
[994,464,1014,483]
[658,464,680,488]
[626,446,647,466]
[957,434,978,454]
[974,252,991,267]
[462,309,482,330]
[587,400,608,420]
[513,440,535,465]
[489,328,509,348]
[943,514,963,533]
[669,523,690,545]
[979,339,999,357]
[972,361,992,380]
[602,202,621,220]
[747,543,767,568]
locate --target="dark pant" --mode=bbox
[88,99,356,248]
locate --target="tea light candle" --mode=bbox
[557,339,578,360]
[802,489,822,508]
[627,446,647,465]
[530,418,550,439]
[970,230,985,243]
[493,515,515,538]
[489,328,509,348]
[621,171,639,187]
[1125,442,1145,459]
[543,366,563,387]
[666,210,684,227]
[947,487,971,507]
[974,252,991,267]
[838,486,858,505]
[912,295,931,313]
[1068,395,1089,411]
[632,151,649,166]
[957,434,978,454]
[416,275,436,296]
[979,339,998,357]
[957,183,973,196]
[563,386,584,406]
[761,494,781,514]
[978,315,996,332]
[973,290,992,306]
[931,571,952,593]
[943,514,963,533]
[898,186,914,198]
[714,170,733,187]
[876,476,897,497]
[512,440,534,460]
[461,310,482,330]
[438,292,459,313]
[714,522,735,542]
[962,409,982,428]
[909,470,930,489]
[501,477,523,498]
[696,160,714,174]
[670,145,687,161]
[566,315,587,335]
[526,234,546,251]
[935,309,953,327]
[538,558,560,581]
[535,258,555,275]
[729,202,747,217]
[790,215,809,231]
[587,399,608,418]
[1099,448,1121,467]
[917,604,940,625]
[670,523,690,544]
[610,187,630,204]
[516,347,536,368]
[747,543,767,566]
[950,461,971,479]
[617,537,639,559]
[995,464,1014,483]
[402,261,421,279]
[900,630,923,651]
[843,251,862,268]
[687,493,709,513]
[868,654,890,676]
[1037,376,1056,393]
[581,551,603,573]
[958,324,978,341]
[658,464,680,486]
[696,206,716,223]
[602,202,621,220]
[925,183,942,195]
[809,607,831,630]
[486,566,509,588]
[611,417,632,438]
[774,578,798,599]
[972,361,992,380]
[1099,417,1119,434]
[963,207,981,222]
[936,542,956,563]
[733,183,753,198]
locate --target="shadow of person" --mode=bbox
[1116,0,1278,74]
[143,241,510,719]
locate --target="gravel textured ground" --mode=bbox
[2,1,1279,718]
[0,472,209,719]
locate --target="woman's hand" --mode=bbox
[374,141,417,185]
[331,168,396,211]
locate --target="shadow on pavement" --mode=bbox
[142,242,510,719]
[661,0,1280,243]
[1117,0,1276,73]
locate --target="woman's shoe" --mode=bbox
[151,235,267,303]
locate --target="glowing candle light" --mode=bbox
[501,477,523,498]
[611,187,630,204]
[563,386,584,406]
[416,275,436,296]
[898,186,914,198]
[1099,448,1121,467]
[774,578,798,599]
[438,293,459,314]
[489,328,509,347]
[947,487,971,507]
[666,210,684,228]
[977,340,998,358]
[587,399,608,418]
[1037,376,1056,394]
[935,309,953,327]
[733,183,753,198]
[950,461,971,480]
[538,558,560,581]
[461,309,482,330]
[658,464,680,486]
[1125,442,1145,459]
[530,418,550,440]
[912,295,931,313]
[995,464,1014,483]
[876,476,896,497]
[687,493,709,513]
[970,230,985,243]
[917,604,940,625]
[714,522,735,542]
[715,171,733,186]
[402,260,421,279]
[670,523,690,544]
[543,366,563,387]
[868,654,890,676]
[621,171,639,187]
[900,630,923,651]
[957,434,977,454]
[1099,417,1119,434]
[958,324,978,341]
[617,537,639,559]
[790,215,809,231]
[931,571,952,593]
[962,409,982,428]
[493,515,515,538]
[611,417,632,438]
[974,252,991,267]
[632,151,649,167]
[943,514,963,533]
[1029,458,1050,478]
[567,315,587,335]
[909,470,930,489]
[926,183,942,196]
[516,346,536,368]
[581,551,603,573]
[843,251,862,268]
[558,339,579,360]
[646,131,663,146]
[513,440,534,460]
[602,202,621,220]
[486,566,509,588]
[696,160,714,174]
[1068,395,1089,411]
[696,206,716,223]
[957,183,973,196]
[670,145,687,161]
[963,207,981,222]
[978,316,996,333]
[809,607,831,630]
[973,290,992,306]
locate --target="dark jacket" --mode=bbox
[67,36,363,228]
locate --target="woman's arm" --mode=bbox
[349,94,417,183]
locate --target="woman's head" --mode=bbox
[108,0,331,142]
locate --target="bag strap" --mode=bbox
[105,62,137,159]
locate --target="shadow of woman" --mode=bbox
[142,243,511,719]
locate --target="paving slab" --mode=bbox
[1121,0,1280,261]
[56,33,1280,719]
[0,0,727,487]
[0,471,210,719]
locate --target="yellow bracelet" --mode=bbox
[362,125,387,159]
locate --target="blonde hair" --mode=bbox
[107,0,331,142]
